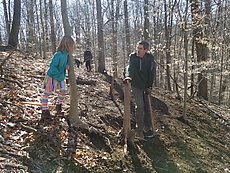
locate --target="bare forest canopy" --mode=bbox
[0,0,229,107]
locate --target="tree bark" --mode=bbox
[190,0,208,100]
[2,0,10,38]
[124,0,131,57]
[43,0,49,55]
[143,0,149,41]
[60,0,88,128]
[26,0,35,52]
[49,0,56,54]
[182,0,189,120]
[96,0,105,73]
[111,0,119,77]
[8,0,21,48]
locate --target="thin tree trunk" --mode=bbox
[190,37,195,96]
[0,28,2,46]
[182,0,189,120]
[60,0,87,128]
[143,0,149,41]
[49,0,56,54]
[190,0,208,100]
[27,0,35,52]
[124,0,131,57]
[34,0,42,56]
[112,0,119,78]
[163,0,176,91]
[91,1,97,71]
[43,0,49,55]
[39,0,45,58]
[8,0,21,48]
[218,48,224,105]
[96,0,106,73]
[2,0,10,38]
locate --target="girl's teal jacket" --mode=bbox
[126,52,156,90]
[47,51,69,81]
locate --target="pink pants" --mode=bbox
[40,75,66,110]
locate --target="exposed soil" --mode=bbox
[0,51,229,173]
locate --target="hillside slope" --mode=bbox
[0,51,229,173]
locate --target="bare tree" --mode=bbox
[2,0,10,38]
[143,0,149,41]
[26,0,35,52]
[60,0,88,128]
[182,0,189,119]
[96,0,106,73]
[43,0,49,55]
[163,0,177,91]
[0,28,2,45]
[7,0,21,48]
[124,0,131,60]
[111,0,118,77]
[49,0,56,54]
[190,0,208,100]
[39,0,46,58]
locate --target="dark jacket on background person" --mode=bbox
[84,50,93,62]
[126,52,156,90]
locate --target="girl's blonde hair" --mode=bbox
[57,36,75,53]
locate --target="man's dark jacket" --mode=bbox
[126,52,156,90]
[84,50,92,62]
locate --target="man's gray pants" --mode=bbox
[132,87,152,132]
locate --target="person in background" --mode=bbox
[83,48,93,72]
[124,40,156,140]
[74,59,81,68]
[40,35,75,120]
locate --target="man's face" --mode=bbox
[136,44,147,58]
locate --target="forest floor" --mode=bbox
[0,51,229,173]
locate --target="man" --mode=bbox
[84,48,93,72]
[124,40,156,139]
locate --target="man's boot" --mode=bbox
[56,104,62,114]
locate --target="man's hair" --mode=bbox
[138,40,149,50]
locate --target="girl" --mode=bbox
[40,36,75,120]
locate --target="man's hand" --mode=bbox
[123,77,132,84]
[145,87,152,95]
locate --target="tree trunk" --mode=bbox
[218,48,224,105]
[143,0,149,41]
[43,0,49,54]
[96,0,105,73]
[163,0,175,91]
[190,0,208,100]
[190,36,195,96]
[0,28,2,46]
[39,0,46,58]
[34,1,42,56]
[124,0,131,57]
[26,0,35,52]
[2,0,10,38]
[182,0,189,120]
[60,0,88,129]
[111,0,119,78]
[49,0,56,54]
[8,0,21,48]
